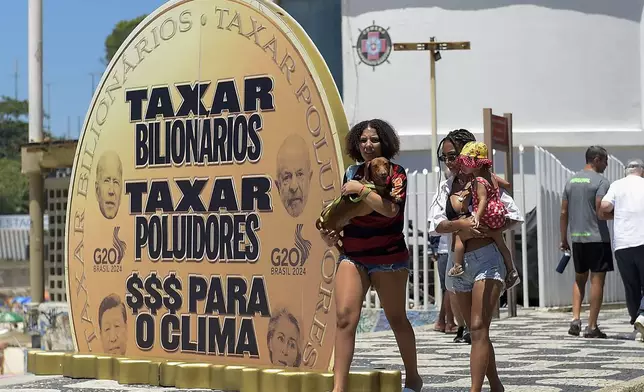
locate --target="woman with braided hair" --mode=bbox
[429,129,523,392]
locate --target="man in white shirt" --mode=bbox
[599,159,644,337]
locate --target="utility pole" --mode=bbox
[67,116,71,139]
[28,0,45,307]
[393,39,471,172]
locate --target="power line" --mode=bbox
[89,72,101,96]
[45,82,51,132]
[13,59,19,100]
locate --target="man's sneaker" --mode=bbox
[583,325,607,339]
[453,326,465,343]
[634,315,644,337]
[568,319,581,336]
[462,328,472,345]
[452,326,472,344]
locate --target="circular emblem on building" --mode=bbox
[355,22,392,68]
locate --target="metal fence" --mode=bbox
[364,169,440,310]
[406,170,440,310]
[535,147,626,307]
[0,228,30,261]
[0,215,32,261]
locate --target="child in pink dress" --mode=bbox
[447,141,520,290]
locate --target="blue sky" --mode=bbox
[0,0,167,139]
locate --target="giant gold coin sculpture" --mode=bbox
[65,0,349,373]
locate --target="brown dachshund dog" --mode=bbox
[316,157,392,250]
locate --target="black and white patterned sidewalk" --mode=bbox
[354,308,644,391]
[0,308,642,391]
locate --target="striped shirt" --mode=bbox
[342,163,409,265]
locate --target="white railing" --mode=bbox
[363,147,628,311]
[364,169,439,310]
[535,147,626,307]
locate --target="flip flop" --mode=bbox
[433,324,445,332]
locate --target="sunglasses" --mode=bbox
[438,154,458,163]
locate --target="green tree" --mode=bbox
[0,96,54,214]
[0,158,28,214]
[104,15,147,64]
[0,96,29,213]
[0,97,28,161]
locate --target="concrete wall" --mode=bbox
[342,0,644,153]
[0,262,29,292]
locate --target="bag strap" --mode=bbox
[345,164,361,181]
[348,183,377,203]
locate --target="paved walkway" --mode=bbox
[354,307,644,391]
[0,308,642,391]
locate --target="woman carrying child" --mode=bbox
[429,129,523,392]
[447,141,521,290]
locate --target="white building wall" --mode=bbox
[342,1,644,153]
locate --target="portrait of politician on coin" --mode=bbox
[275,135,313,218]
[98,293,128,356]
[266,308,302,367]
[95,150,123,220]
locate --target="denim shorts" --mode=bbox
[339,255,409,275]
[445,243,506,293]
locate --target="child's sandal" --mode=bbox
[505,269,520,289]
[448,265,465,277]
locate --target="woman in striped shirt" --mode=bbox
[320,119,422,392]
